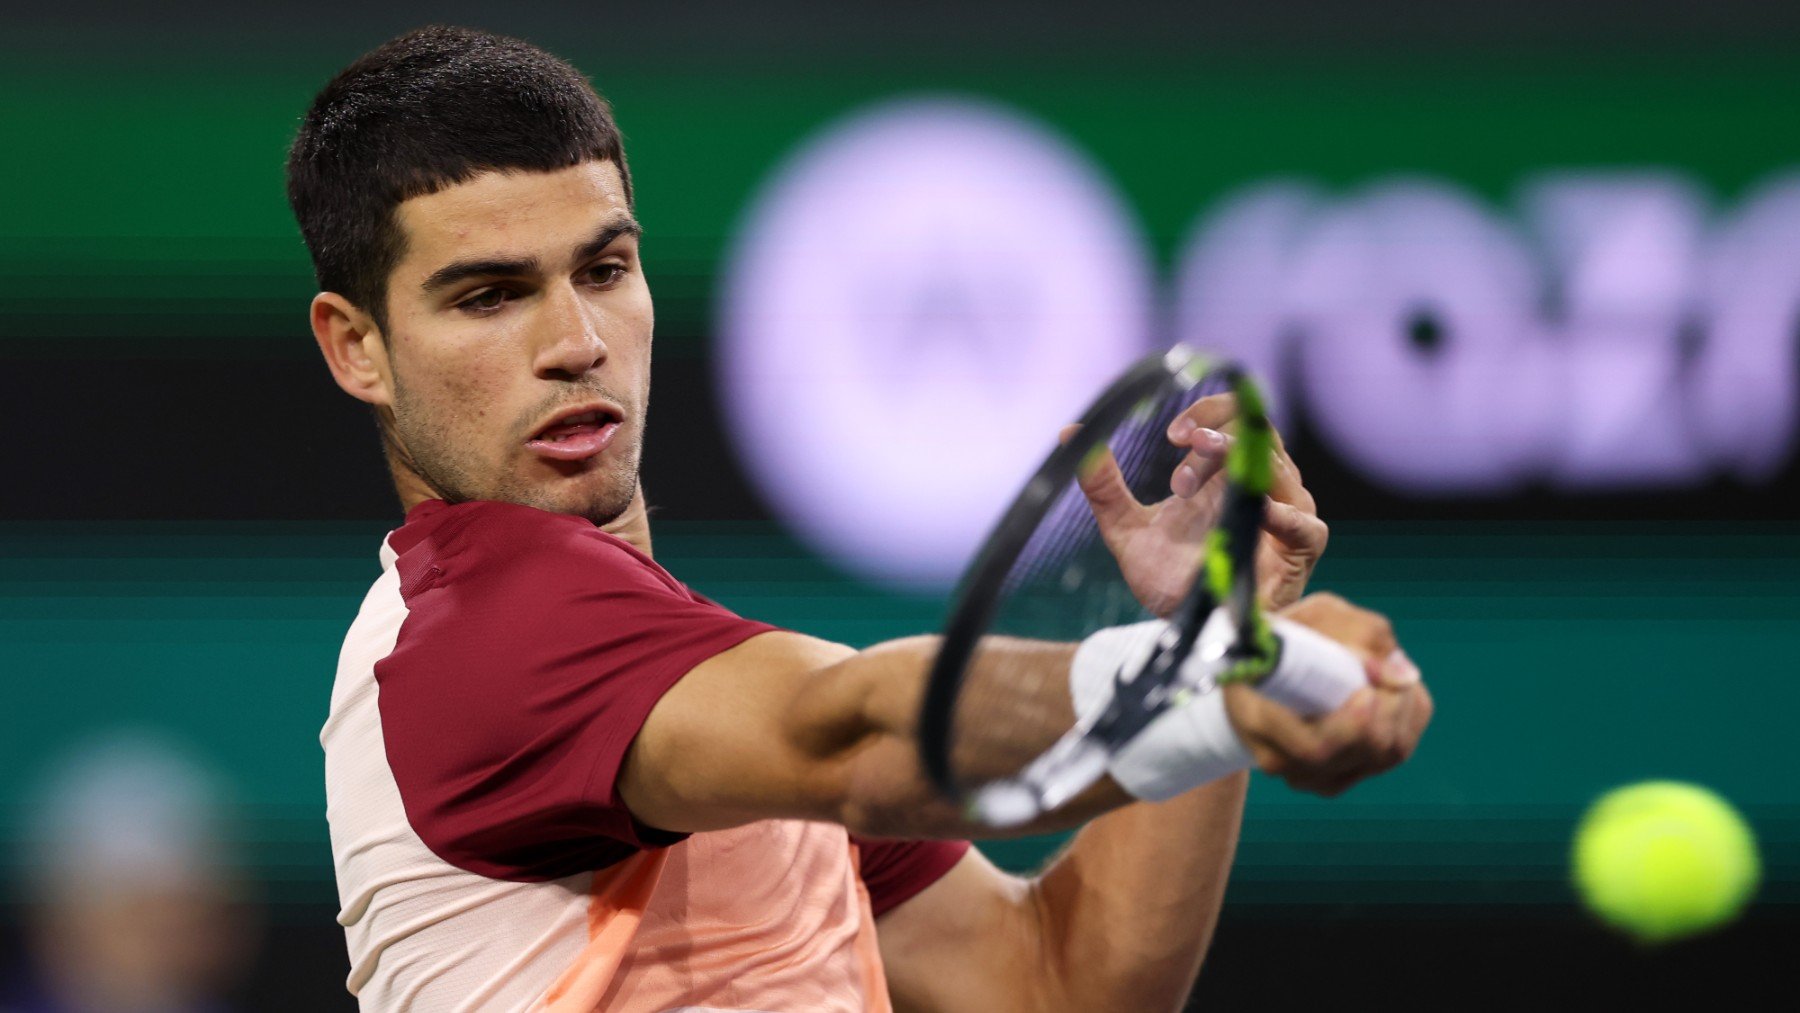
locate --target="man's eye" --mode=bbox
[460,289,509,313]
[588,263,626,286]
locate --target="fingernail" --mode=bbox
[1172,464,1200,498]
[1169,416,1197,441]
[1380,649,1421,686]
[1198,427,1227,452]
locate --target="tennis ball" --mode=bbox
[1573,781,1760,943]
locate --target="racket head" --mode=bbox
[919,345,1277,819]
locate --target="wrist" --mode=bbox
[1069,615,1253,804]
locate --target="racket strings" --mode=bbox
[946,378,1217,793]
[1002,381,1212,595]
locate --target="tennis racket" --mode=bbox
[917,345,1367,826]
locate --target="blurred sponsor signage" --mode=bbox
[719,99,1152,586]
[721,98,1798,586]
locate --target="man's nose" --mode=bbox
[532,282,609,380]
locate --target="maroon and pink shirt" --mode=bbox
[321,499,969,1010]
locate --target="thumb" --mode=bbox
[1063,424,1138,526]
[1371,648,1421,689]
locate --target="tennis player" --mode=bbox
[294,26,1432,1012]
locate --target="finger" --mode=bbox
[1308,687,1386,767]
[1171,430,1230,498]
[1256,501,1327,611]
[1345,682,1425,778]
[1400,681,1434,754]
[1167,393,1239,445]
[1279,701,1392,794]
[1262,498,1328,555]
[1062,424,1141,528]
[1363,685,1412,770]
[1173,392,1317,517]
[1266,432,1316,514]
[1226,683,1351,774]
[1371,648,1422,691]
[1341,685,1428,783]
[1278,593,1400,662]
[1363,617,1400,662]
[1383,684,1420,767]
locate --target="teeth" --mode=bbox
[536,409,615,442]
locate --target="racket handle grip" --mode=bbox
[1256,616,1370,717]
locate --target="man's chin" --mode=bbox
[463,452,639,525]
[577,497,634,527]
[531,478,637,527]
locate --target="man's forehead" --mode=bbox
[396,160,631,260]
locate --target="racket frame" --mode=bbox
[919,345,1266,807]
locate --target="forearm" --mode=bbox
[625,629,1129,836]
[789,634,1131,840]
[1024,773,1249,1012]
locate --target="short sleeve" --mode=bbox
[852,836,972,918]
[375,501,778,881]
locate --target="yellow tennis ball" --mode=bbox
[1573,781,1760,943]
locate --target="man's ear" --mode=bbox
[311,291,393,408]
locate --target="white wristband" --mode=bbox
[1069,613,1250,802]
[1068,619,1166,721]
[1068,613,1367,803]
[1110,686,1254,802]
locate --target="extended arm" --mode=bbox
[620,592,1424,838]
[622,393,1383,841]
[620,628,1125,840]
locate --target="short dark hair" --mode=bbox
[286,25,632,328]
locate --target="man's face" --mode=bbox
[378,160,651,524]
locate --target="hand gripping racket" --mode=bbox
[917,345,1368,825]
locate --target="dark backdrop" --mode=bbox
[2,2,1795,1007]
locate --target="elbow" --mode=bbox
[785,636,952,837]
[830,735,959,839]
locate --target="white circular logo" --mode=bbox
[717,97,1154,588]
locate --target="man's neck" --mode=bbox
[601,487,654,557]
[391,464,655,559]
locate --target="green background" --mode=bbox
[4,520,1795,906]
[7,52,1800,342]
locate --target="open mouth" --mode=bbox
[526,405,623,462]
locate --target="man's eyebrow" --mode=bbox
[419,217,643,296]
[420,255,541,295]
[574,218,643,262]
